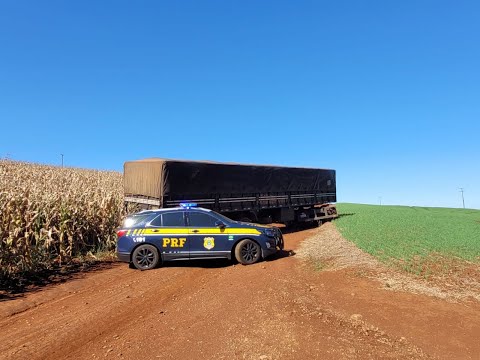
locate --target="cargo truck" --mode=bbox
[124,158,337,226]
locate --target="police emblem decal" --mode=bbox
[203,237,215,250]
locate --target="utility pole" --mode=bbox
[61,154,64,168]
[378,196,382,206]
[459,188,465,209]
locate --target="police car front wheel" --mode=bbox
[235,239,261,265]
[132,244,160,270]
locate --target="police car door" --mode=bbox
[149,211,189,261]
[187,211,230,259]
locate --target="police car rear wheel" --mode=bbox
[235,239,261,265]
[132,244,160,270]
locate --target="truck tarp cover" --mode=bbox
[124,159,336,200]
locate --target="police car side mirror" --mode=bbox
[215,221,226,229]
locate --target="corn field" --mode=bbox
[0,160,125,283]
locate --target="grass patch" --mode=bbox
[311,259,327,272]
[335,203,480,274]
[303,256,328,272]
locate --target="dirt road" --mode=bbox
[1,228,479,359]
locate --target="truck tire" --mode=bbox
[235,239,261,265]
[132,244,160,270]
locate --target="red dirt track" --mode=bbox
[1,229,479,359]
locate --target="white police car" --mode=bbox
[116,204,284,270]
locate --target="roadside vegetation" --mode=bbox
[2,160,478,288]
[0,160,125,287]
[335,203,480,275]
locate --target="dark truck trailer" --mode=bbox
[124,158,337,225]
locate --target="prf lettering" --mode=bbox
[162,237,186,248]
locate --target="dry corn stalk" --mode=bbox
[0,160,124,281]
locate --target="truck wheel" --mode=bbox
[132,244,160,270]
[235,239,261,265]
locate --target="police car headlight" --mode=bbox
[124,218,135,228]
[264,228,276,238]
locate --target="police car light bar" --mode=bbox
[180,202,198,209]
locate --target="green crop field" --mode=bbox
[334,203,480,273]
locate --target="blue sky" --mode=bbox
[0,1,479,209]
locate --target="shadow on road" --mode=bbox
[161,248,295,269]
[1,245,296,300]
[281,223,318,234]
[161,258,232,269]
[265,249,296,261]
[0,261,117,302]
[337,213,355,218]
[1,221,321,301]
